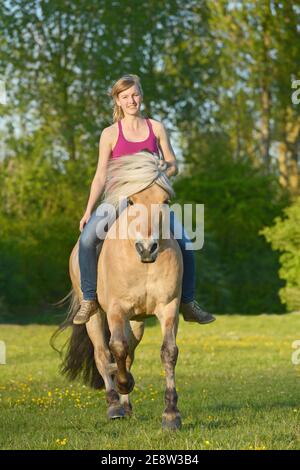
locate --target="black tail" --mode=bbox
[51,289,107,390]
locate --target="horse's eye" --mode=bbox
[128,199,134,206]
[163,199,171,205]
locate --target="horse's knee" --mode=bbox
[109,338,128,361]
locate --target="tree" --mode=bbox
[261,196,300,312]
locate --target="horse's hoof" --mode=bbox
[116,372,135,395]
[107,405,126,420]
[162,413,182,431]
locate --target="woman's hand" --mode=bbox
[163,161,178,178]
[157,160,168,172]
[79,211,92,232]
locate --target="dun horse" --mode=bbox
[55,152,183,430]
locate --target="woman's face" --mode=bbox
[116,85,142,116]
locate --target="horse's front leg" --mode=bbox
[157,299,181,431]
[107,307,135,395]
[120,320,145,416]
[86,311,125,420]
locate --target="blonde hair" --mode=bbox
[103,151,175,210]
[107,74,144,123]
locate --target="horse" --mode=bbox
[55,151,183,430]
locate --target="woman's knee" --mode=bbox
[79,224,99,250]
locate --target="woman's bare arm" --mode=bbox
[80,128,112,231]
[156,122,179,178]
[85,128,111,212]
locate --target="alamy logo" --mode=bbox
[291,80,300,105]
[0,341,6,365]
[0,79,7,105]
[291,340,300,365]
[95,201,204,250]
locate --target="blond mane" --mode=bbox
[102,151,175,209]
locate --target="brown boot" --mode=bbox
[73,299,99,325]
[181,300,216,324]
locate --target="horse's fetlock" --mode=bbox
[106,389,120,406]
[165,387,178,407]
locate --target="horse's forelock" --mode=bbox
[103,151,175,209]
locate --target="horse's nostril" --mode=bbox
[135,242,144,255]
[150,242,158,254]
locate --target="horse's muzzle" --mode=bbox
[135,240,159,263]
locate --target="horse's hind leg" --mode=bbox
[86,311,125,419]
[157,300,181,431]
[119,320,145,416]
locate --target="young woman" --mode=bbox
[73,74,215,325]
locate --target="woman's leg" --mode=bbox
[169,211,195,303]
[74,203,120,324]
[169,210,215,324]
[78,201,125,301]
[78,210,104,301]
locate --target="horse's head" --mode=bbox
[103,151,175,263]
[127,183,171,263]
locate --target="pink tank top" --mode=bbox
[111,118,160,159]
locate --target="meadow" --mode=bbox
[0,313,299,450]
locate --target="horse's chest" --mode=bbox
[122,268,177,316]
[99,242,182,316]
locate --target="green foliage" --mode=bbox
[174,134,288,313]
[1,0,299,317]
[261,197,300,311]
[0,137,89,319]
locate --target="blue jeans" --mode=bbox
[78,203,195,303]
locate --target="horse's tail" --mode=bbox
[50,288,105,390]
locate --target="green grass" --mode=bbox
[0,313,300,450]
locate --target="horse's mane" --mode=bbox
[102,151,175,209]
